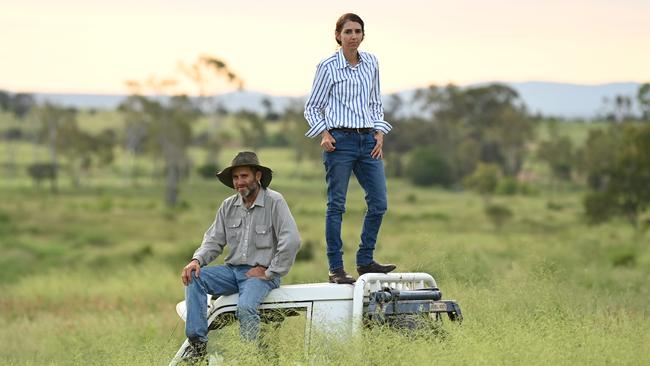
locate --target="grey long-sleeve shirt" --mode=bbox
[192,188,301,279]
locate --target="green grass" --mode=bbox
[1,144,649,365]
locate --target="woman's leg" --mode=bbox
[353,134,388,266]
[323,132,356,270]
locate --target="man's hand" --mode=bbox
[181,259,201,286]
[320,131,336,152]
[246,266,270,280]
[371,131,384,159]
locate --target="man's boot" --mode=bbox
[181,340,207,365]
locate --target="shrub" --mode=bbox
[264,132,290,147]
[197,163,219,179]
[484,203,514,229]
[132,245,154,263]
[610,252,636,267]
[463,163,501,196]
[27,163,58,186]
[495,177,518,195]
[295,240,315,262]
[583,191,616,225]
[405,147,453,187]
[405,193,417,204]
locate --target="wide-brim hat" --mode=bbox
[216,151,273,189]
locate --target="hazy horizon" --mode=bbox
[2,80,643,98]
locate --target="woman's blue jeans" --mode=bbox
[323,129,387,271]
[185,264,280,343]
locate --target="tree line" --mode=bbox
[1,69,649,229]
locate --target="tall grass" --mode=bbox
[1,146,649,365]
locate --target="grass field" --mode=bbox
[1,142,649,365]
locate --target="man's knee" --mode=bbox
[185,273,206,293]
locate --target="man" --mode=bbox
[180,151,301,363]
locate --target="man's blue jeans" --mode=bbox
[185,264,280,343]
[323,129,388,271]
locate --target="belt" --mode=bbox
[329,127,374,134]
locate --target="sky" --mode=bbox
[1,0,649,96]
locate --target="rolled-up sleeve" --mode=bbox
[265,197,301,279]
[304,61,332,138]
[192,203,228,266]
[369,59,392,134]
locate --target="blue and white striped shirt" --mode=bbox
[304,49,392,138]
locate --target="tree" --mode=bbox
[405,146,453,187]
[0,90,10,111]
[614,95,633,123]
[178,54,243,111]
[280,101,321,165]
[160,95,200,206]
[407,83,534,181]
[638,83,650,121]
[32,103,75,190]
[34,103,115,188]
[124,53,243,206]
[178,55,243,167]
[537,123,575,182]
[464,163,502,199]
[383,117,440,178]
[583,123,650,229]
[119,96,151,185]
[3,127,24,178]
[579,127,621,190]
[261,97,280,122]
[11,93,36,120]
[119,90,200,206]
[235,110,267,150]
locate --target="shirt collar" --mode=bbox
[233,188,267,208]
[336,48,367,69]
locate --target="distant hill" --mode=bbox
[508,81,640,119]
[30,81,643,119]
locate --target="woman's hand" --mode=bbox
[320,130,336,152]
[371,131,384,159]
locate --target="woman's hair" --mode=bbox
[335,13,365,45]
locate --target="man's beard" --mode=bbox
[238,181,260,199]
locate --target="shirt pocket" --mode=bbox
[254,224,273,249]
[226,218,242,245]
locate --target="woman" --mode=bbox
[304,13,396,284]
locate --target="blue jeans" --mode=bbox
[185,264,280,343]
[323,129,388,271]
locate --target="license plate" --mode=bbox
[431,302,449,312]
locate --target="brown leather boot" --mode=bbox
[357,261,397,276]
[328,268,356,284]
